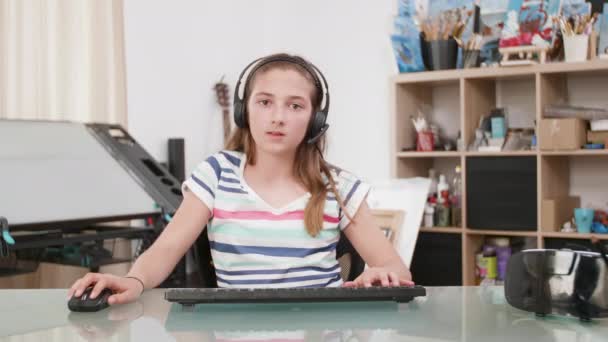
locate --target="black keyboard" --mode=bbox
[164,285,426,305]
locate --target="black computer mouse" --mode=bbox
[68,286,113,312]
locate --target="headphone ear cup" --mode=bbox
[233,99,245,128]
[308,111,327,139]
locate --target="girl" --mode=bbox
[68,53,413,305]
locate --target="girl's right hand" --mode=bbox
[67,273,144,305]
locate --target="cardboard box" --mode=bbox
[587,130,608,144]
[541,197,581,231]
[539,118,587,150]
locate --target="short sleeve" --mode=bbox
[336,170,371,230]
[181,154,222,211]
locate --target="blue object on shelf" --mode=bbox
[0,217,14,245]
[592,222,608,234]
[584,143,605,149]
[491,117,506,138]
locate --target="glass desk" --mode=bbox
[1,287,607,341]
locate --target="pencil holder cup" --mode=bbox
[574,208,594,233]
[563,34,589,63]
[421,37,458,70]
[416,131,434,151]
[463,49,481,69]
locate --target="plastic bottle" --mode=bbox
[475,253,486,285]
[493,238,511,282]
[424,204,435,227]
[434,202,450,227]
[428,169,438,198]
[451,166,462,227]
[457,130,464,151]
[437,174,449,203]
[481,244,497,286]
[433,174,450,226]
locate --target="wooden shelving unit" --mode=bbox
[392,60,608,286]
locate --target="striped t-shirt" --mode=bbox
[181,150,370,288]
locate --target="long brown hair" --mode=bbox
[225,53,353,237]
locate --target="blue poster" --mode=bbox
[392,4,426,72]
[599,4,608,56]
[427,0,474,17]
[391,29,425,72]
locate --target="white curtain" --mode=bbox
[0,0,127,126]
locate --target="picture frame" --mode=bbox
[371,209,406,246]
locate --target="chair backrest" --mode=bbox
[192,228,365,288]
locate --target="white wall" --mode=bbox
[123,0,398,182]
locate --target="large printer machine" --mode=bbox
[0,119,185,285]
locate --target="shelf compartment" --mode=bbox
[412,231,462,286]
[540,155,608,233]
[392,81,461,163]
[462,76,536,152]
[466,156,537,231]
[539,71,608,121]
[463,234,537,286]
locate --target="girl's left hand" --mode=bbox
[342,267,414,288]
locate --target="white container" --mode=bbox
[424,204,435,227]
[563,34,589,63]
[590,119,608,131]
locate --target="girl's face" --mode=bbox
[246,68,315,157]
